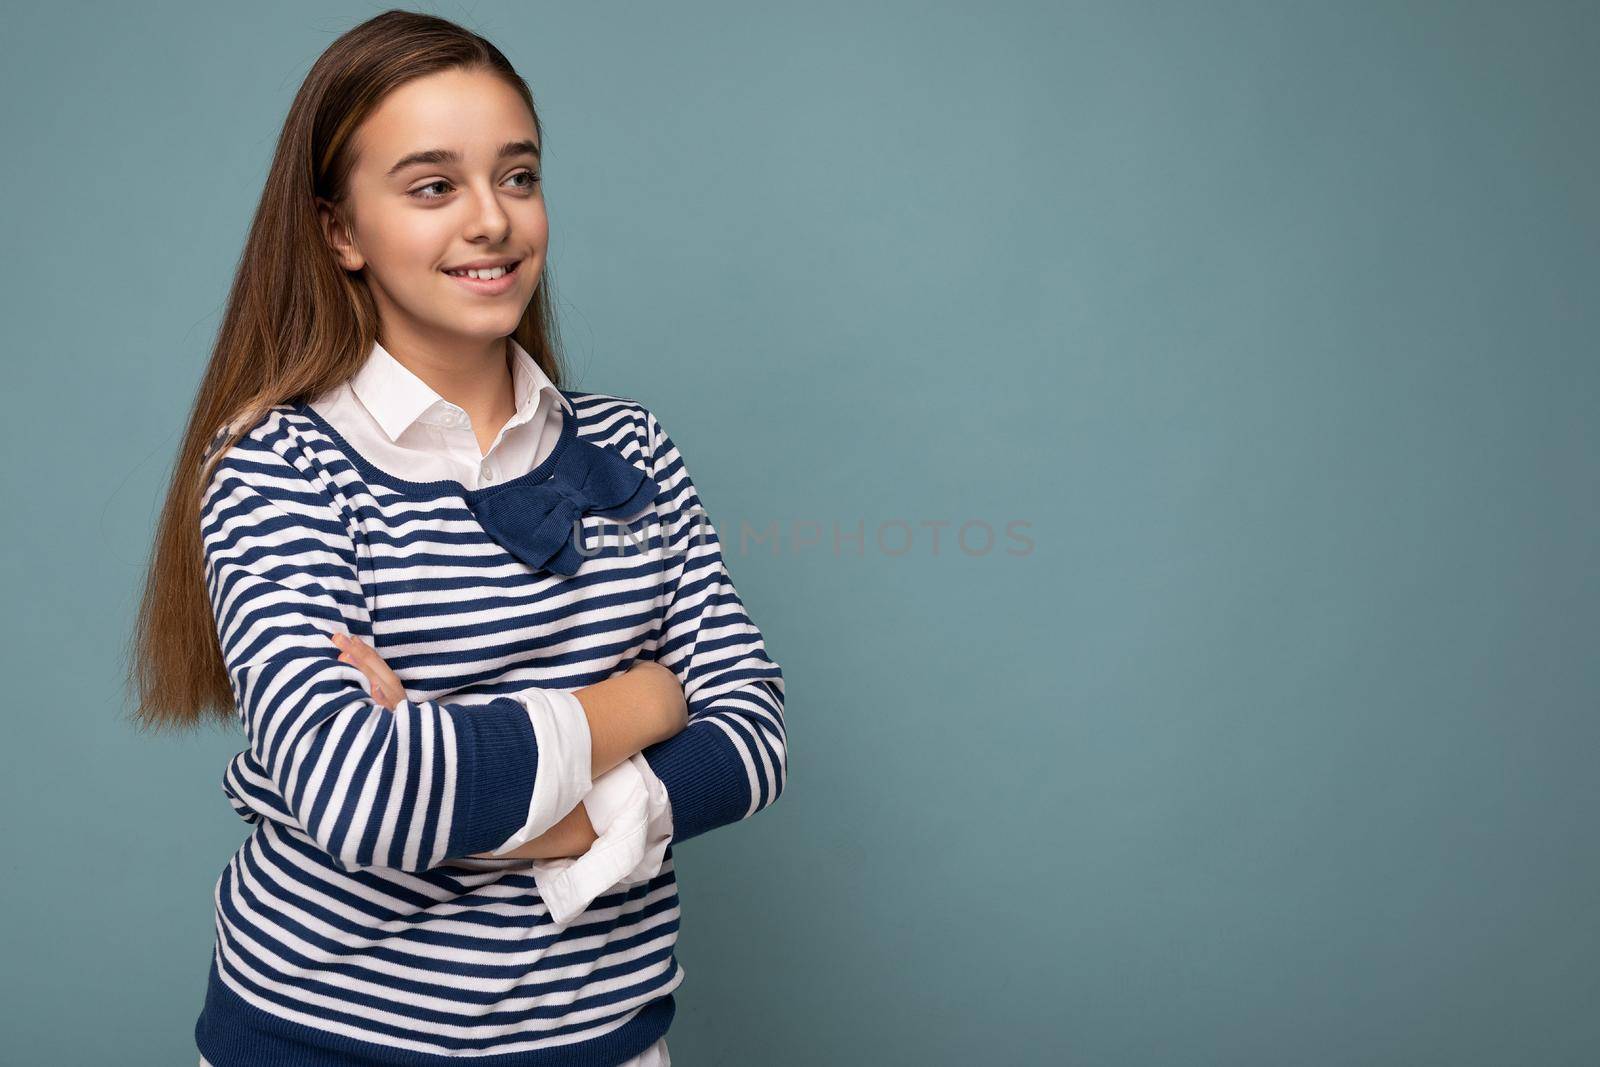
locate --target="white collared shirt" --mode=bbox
[315,330,569,491]
[305,337,675,927]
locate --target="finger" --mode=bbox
[332,642,370,672]
[342,641,390,679]
[331,634,400,707]
[335,633,375,663]
[353,661,394,708]
[344,639,398,687]
[350,653,397,704]
[332,640,383,696]
[338,650,376,688]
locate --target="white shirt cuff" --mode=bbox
[483,688,593,856]
[529,754,673,925]
[632,756,674,843]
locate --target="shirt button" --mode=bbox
[481,468,495,483]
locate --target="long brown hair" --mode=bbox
[126,10,566,733]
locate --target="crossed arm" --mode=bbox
[330,631,686,861]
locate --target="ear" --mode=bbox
[316,197,365,272]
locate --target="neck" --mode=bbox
[377,325,517,442]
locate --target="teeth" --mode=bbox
[446,263,514,279]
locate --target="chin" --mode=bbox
[436,303,528,334]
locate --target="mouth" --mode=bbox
[441,258,523,295]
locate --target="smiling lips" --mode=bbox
[442,258,522,295]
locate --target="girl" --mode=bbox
[129,11,787,1066]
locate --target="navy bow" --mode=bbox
[470,437,659,577]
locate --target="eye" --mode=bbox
[409,179,453,201]
[407,171,541,202]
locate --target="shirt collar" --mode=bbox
[349,337,572,443]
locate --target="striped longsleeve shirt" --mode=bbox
[191,377,787,1066]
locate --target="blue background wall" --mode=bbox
[1,2,1595,1063]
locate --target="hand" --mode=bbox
[330,632,408,710]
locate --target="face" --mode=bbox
[319,67,546,349]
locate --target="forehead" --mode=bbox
[356,69,537,168]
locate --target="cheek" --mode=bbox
[518,199,550,245]
[362,214,451,283]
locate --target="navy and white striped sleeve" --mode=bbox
[637,409,788,844]
[200,435,554,872]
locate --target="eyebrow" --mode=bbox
[386,139,541,178]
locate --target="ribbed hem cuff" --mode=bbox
[443,696,539,857]
[195,955,675,1067]
[641,720,751,844]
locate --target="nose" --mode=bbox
[464,183,512,242]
